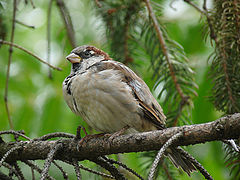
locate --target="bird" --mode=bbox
[63,45,195,175]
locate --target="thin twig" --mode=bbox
[23,161,55,180]
[40,143,62,180]
[148,132,183,180]
[144,0,185,100]
[29,0,35,9]
[72,159,82,180]
[47,0,53,79]
[90,157,127,180]
[0,130,31,141]
[63,160,114,179]
[183,0,207,15]
[203,0,207,11]
[178,148,213,180]
[56,0,76,48]
[13,162,25,180]
[202,1,216,41]
[102,156,144,180]
[0,146,22,167]
[4,0,17,130]
[15,19,35,29]
[31,165,35,180]
[2,162,21,180]
[0,40,62,71]
[24,0,35,9]
[52,161,68,180]
[78,164,114,179]
[34,132,75,141]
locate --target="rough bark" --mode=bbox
[0,113,239,163]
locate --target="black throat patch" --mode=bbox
[72,63,81,73]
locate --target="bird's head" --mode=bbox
[66,45,111,73]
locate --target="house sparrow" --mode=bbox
[63,45,195,175]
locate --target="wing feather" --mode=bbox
[91,60,166,129]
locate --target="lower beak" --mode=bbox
[66,53,82,63]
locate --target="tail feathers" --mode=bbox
[168,147,196,176]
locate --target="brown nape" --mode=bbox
[86,46,112,60]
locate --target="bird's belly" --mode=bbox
[71,71,141,133]
[76,90,140,133]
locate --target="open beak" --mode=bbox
[66,53,82,63]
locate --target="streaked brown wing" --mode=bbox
[91,60,166,129]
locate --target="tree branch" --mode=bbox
[46,0,54,79]
[4,0,17,130]
[144,0,185,100]
[0,40,62,71]
[56,0,76,48]
[0,114,239,163]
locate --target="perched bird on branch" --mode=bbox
[63,45,195,175]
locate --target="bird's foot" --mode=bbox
[75,126,105,151]
[107,125,130,142]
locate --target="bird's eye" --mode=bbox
[84,50,90,56]
[83,50,94,58]
[79,49,95,59]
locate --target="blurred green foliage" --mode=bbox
[0,0,234,179]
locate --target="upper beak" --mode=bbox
[66,53,82,63]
